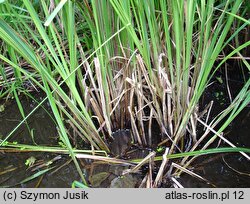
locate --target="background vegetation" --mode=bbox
[0,0,249,187]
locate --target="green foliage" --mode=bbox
[0,0,249,186]
[72,181,89,188]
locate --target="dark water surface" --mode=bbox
[178,65,250,187]
[0,94,80,187]
[179,108,250,188]
[0,84,249,187]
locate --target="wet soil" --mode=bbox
[178,64,250,187]
[0,94,80,187]
[0,65,249,187]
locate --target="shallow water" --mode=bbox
[0,94,80,187]
[0,79,249,187]
[178,108,250,188]
[178,66,250,188]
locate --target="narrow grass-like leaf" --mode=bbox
[44,0,68,26]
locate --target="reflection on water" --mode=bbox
[0,92,249,187]
[0,94,80,187]
[178,108,250,188]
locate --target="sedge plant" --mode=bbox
[0,0,249,187]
